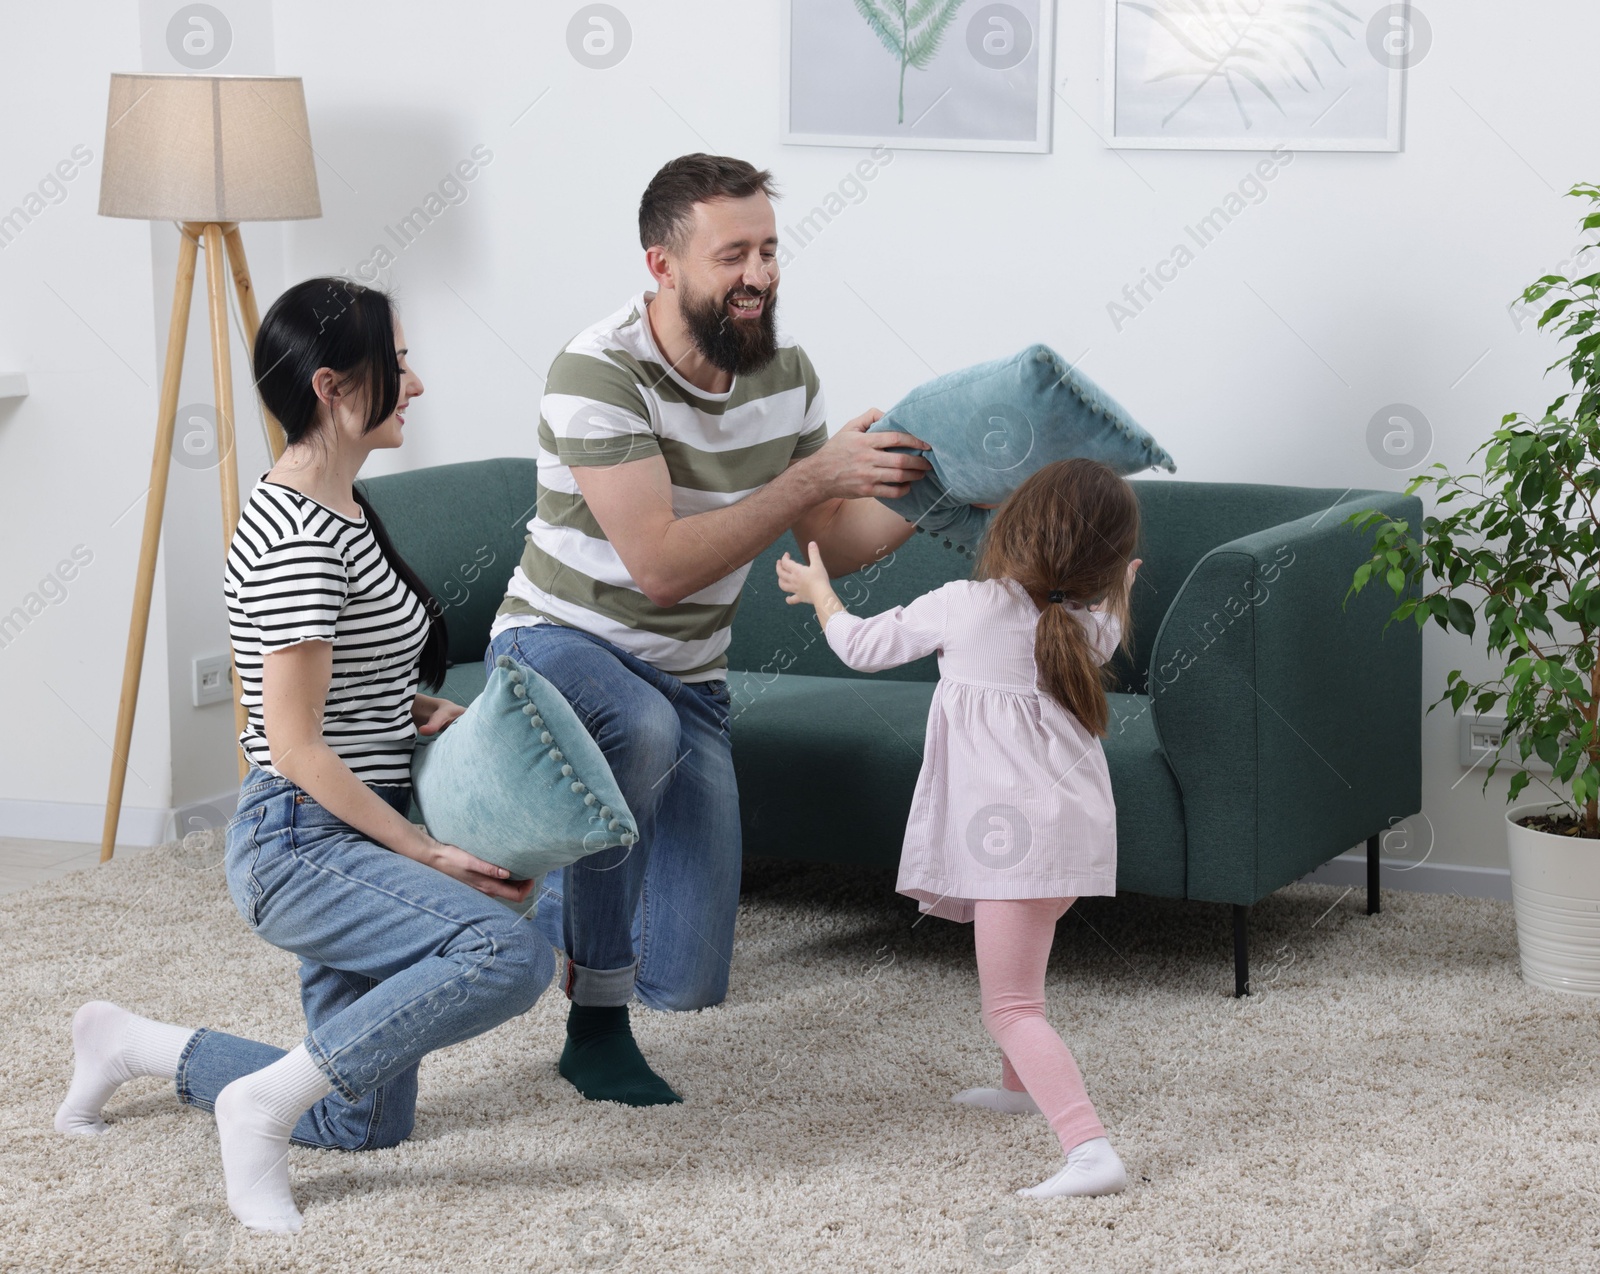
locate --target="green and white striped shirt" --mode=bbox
[493,292,829,681]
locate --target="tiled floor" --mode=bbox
[0,839,147,896]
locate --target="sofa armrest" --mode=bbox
[1147,490,1422,904]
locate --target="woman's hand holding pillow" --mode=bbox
[410,827,538,904]
[405,696,528,898]
[413,694,466,736]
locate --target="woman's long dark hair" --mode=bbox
[253,277,448,690]
[975,458,1140,736]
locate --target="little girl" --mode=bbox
[777,457,1140,1200]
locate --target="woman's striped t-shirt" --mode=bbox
[491,290,830,681]
[225,481,430,785]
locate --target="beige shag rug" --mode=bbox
[2,836,1598,1273]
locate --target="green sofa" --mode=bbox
[361,458,1422,997]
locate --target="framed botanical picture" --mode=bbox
[1104,0,1412,151]
[782,0,1056,153]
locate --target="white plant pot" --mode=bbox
[1507,802,1600,997]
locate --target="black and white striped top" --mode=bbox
[225,481,430,785]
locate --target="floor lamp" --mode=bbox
[97,73,321,862]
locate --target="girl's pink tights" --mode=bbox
[973,897,1107,1155]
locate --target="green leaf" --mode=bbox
[905,0,964,68]
[851,0,903,57]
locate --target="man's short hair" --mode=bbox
[639,154,777,253]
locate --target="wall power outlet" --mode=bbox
[192,654,232,707]
[1458,714,1553,773]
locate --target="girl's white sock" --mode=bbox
[214,1044,332,1234]
[55,1001,194,1136]
[952,1086,1041,1116]
[1017,1136,1128,1199]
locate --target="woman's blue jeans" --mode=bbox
[175,770,555,1151]
[487,623,741,1013]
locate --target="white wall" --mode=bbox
[3,0,1598,876]
[0,2,173,842]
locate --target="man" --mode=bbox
[489,154,934,1106]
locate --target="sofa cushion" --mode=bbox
[729,530,965,684]
[867,344,1176,551]
[439,661,493,710]
[729,670,1185,894]
[412,657,637,905]
[357,457,541,668]
[730,671,932,867]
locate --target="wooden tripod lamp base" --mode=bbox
[94,71,320,864]
[99,224,287,863]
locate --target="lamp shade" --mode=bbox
[98,73,321,222]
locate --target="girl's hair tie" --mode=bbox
[1047,590,1067,604]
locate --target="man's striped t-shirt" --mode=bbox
[493,292,829,681]
[225,481,431,784]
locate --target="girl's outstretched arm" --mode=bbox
[776,540,948,673]
[1083,557,1139,664]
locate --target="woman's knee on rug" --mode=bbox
[300,1068,418,1151]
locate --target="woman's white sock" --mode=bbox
[1017,1136,1129,1199]
[214,1044,333,1235]
[55,1001,194,1136]
[952,1086,1041,1116]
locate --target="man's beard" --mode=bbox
[681,282,779,376]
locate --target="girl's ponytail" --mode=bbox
[1035,602,1112,736]
[974,458,1141,738]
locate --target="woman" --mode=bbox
[55,278,552,1234]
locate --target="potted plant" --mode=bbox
[1346,181,1600,997]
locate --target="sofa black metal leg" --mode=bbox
[1366,832,1381,915]
[1232,904,1250,997]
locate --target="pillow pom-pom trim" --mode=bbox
[493,659,641,845]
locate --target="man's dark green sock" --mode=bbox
[558,1004,682,1106]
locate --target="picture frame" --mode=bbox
[1103,0,1409,152]
[781,0,1056,154]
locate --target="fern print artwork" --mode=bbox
[785,0,1053,153]
[852,0,968,124]
[1108,0,1403,150]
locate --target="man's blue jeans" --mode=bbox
[176,770,554,1150]
[487,623,741,1012]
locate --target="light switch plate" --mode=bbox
[1459,714,1551,773]
[192,654,232,707]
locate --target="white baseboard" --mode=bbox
[0,786,241,849]
[170,787,242,841]
[0,797,168,846]
[1300,849,1512,902]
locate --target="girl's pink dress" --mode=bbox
[823,577,1120,923]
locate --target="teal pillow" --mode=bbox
[412,657,637,907]
[868,344,1176,554]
